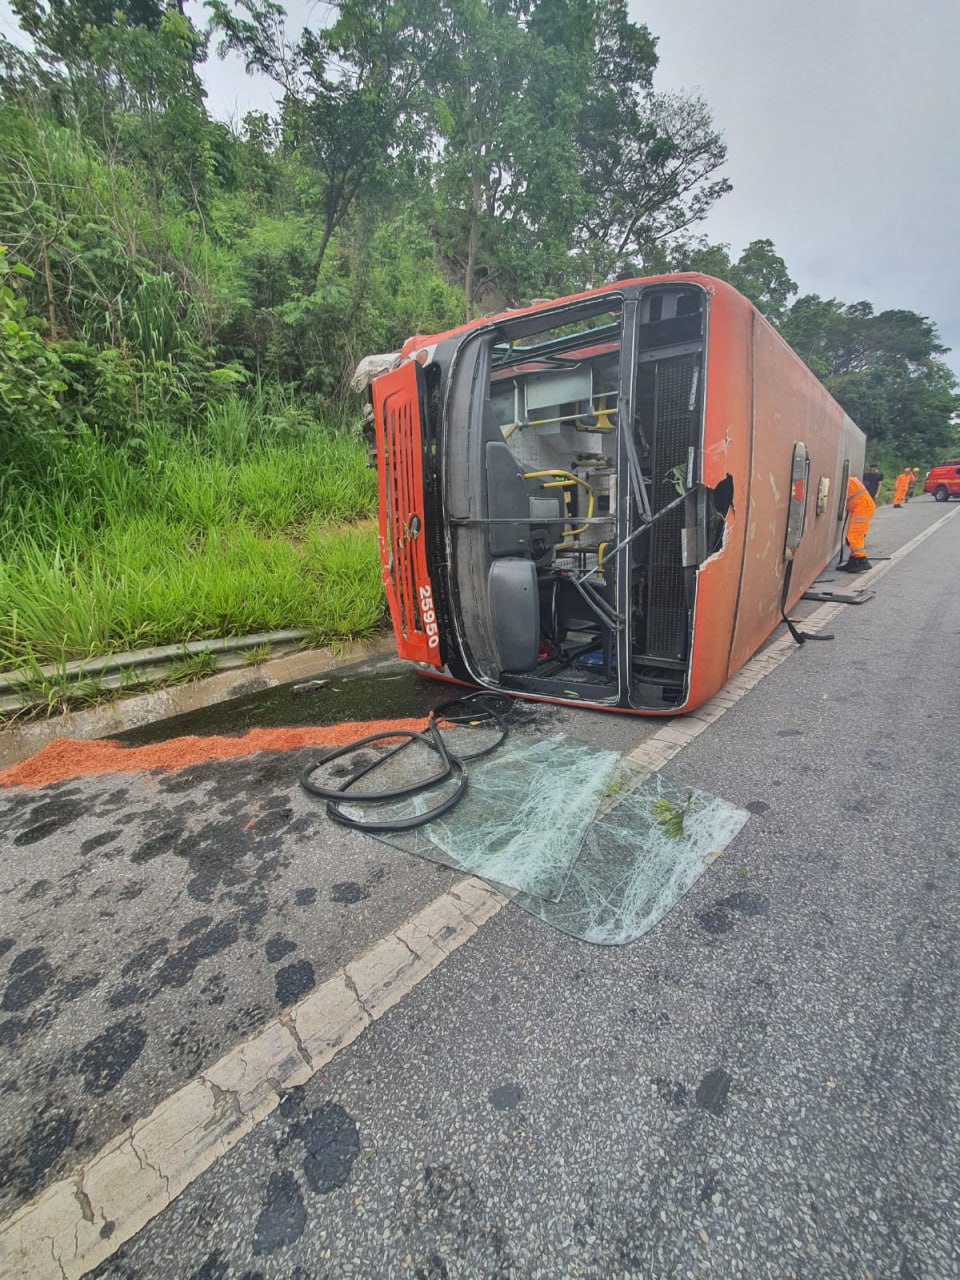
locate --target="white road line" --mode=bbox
[2,506,954,1280]
[0,879,507,1280]
[627,505,959,773]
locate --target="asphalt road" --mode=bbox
[2,497,959,1279]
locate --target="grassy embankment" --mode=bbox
[0,394,382,713]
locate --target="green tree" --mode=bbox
[569,0,729,281]
[209,0,434,266]
[667,236,796,324]
[730,238,797,325]
[97,9,213,210]
[426,0,730,310]
[666,236,957,460]
[0,249,67,446]
[773,291,848,376]
[780,297,957,457]
[9,0,214,211]
[11,0,187,129]
[426,0,585,314]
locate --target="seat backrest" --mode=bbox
[488,558,540,671]
[482,401,530,558]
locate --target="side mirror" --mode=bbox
[784,442,809,556]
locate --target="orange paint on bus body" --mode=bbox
[366,274,864,715]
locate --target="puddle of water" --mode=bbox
[112,662,449,746]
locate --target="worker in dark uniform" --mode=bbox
[863,463,883,502]
[839,474,876,573]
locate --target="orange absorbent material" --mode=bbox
[0,718,430,790]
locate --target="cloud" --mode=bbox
[631,0,960,377]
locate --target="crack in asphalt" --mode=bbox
[278,1013,315,1070]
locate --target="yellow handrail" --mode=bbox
[576,395,618,431]
[524,470,595,539]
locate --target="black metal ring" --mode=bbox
[299,728,452,802]
[325,757,468,832]
[429,692,510,761]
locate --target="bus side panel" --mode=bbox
[683,281,752,711]
[727,315,865,674]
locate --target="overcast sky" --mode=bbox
[632,0,960,379]
[3,0,958,378]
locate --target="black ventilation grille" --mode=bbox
[645,355,697,661]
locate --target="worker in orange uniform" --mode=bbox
[906,467,920,501]
[839,474,876,573]
[893,467,912,507]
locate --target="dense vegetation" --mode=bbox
[0,0,956,684]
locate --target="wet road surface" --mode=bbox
[1,498,958,1278]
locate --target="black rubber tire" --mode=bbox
[935,485,950,502]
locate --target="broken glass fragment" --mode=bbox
[339,735,620,902]
[512,769,750,944]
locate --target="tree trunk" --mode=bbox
[40,239,59,339]
[465,172,480,320]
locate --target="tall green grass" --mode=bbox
[0,393,382,666]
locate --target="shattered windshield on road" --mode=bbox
[312,724,749,945]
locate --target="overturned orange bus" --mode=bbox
[363,274,865,714]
